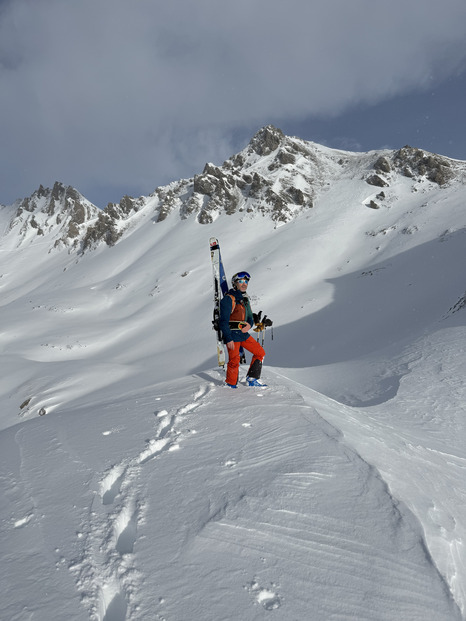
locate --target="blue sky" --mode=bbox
[1,0,465,208]
[284,71,466,159]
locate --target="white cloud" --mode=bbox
[1,0,465,204]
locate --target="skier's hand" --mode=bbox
[226,341,235,350]
[241,322,251,333]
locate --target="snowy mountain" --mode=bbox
[1,126,466,620]
[0,181,100,250]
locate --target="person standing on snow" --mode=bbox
[219,271,266,388]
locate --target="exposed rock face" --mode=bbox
[172,125,316,225]
[81,212,120,250]
[366,174,389,188]
[155,187,179,222]
[373,156,392,174]
[393,146,453,185]
[366,146,455,188]
[190,163,241,223]
[3,126,463,253]
[106,195,144,220]
[447,292,466,315]
[5,182,100,248]
[248,125,285,156]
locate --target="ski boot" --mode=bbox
[246,377,267,388]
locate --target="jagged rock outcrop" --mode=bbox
[79,194,148,250]
[393,146,453,185]
[3,127,463,253]
[81,211,121,251]
[374,156,392,174]
[189,163,241,223]
[366,174,389,188]
[105,195,145,220]
[366,146,456,188]
[5,182,100,248]
[169,125,316,225]
[155,187,177,222]
[248,125,285,156]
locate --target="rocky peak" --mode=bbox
[248,125,285,156]
[170,129,316,225]
[6,181,100,248]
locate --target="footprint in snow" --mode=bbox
[102,425,125,436]
[73,398,193,621]
[138,437,172,464]
[193,385,207,400]
[177,402,199,415]
[246,580,282,610]
[14,513,34,528]
[114,502,139,555]
[100,464,127,506]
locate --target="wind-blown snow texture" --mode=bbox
[1,127,466,620]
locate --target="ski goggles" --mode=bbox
[236,279,249,284]
[234,271,251,281]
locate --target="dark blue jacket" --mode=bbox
[219,288,254,343]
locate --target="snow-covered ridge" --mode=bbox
[2,125,465,253]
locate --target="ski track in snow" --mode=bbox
[68,382,214,621]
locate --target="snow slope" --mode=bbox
[1,135,466,620]
[1,371,462,621]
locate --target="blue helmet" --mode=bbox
[232,271,251,287]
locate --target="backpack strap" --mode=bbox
[228,293,236,312]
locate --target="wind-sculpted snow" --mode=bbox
[67,383,210,620]
[0,372,462,620]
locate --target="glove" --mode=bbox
[253,312,273,332]
[263,315,273,327]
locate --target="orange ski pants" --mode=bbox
[226,336,265,386]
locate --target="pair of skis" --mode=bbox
[209,237,228,366]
